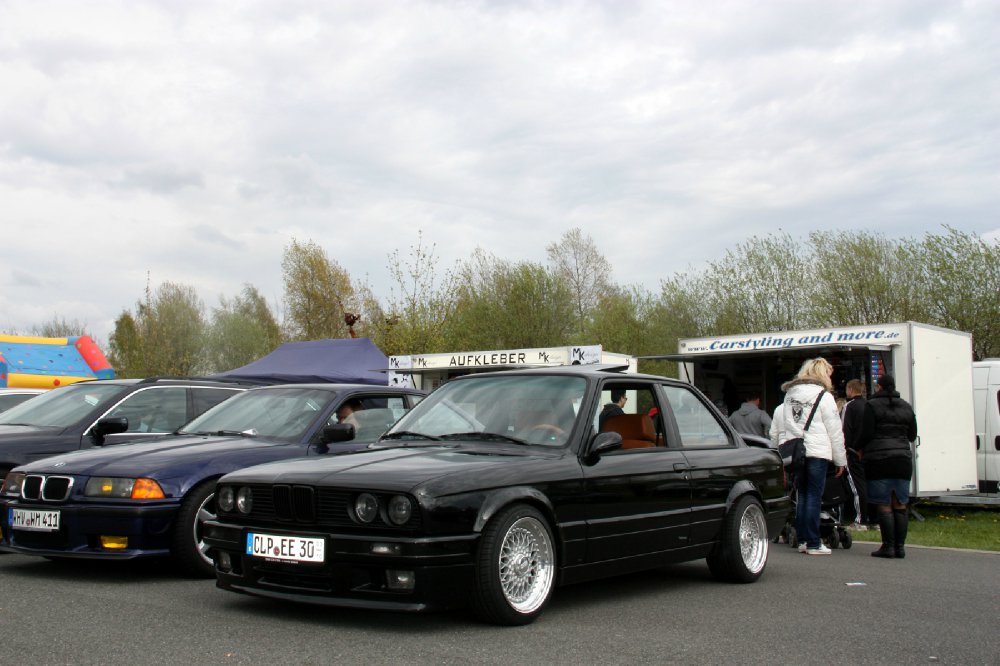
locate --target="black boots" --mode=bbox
[893,509,908,559]
[871,510,895,558]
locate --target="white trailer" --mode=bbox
[673,322,979,501]
[389,345,637,391]
[971,360,1000,500]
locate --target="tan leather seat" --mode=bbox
[601,414,656,449]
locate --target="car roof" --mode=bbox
[242,383,424,393]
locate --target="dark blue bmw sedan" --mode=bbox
[0,383,423,576]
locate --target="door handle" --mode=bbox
[995,435,999,451]
[673,462,690,471]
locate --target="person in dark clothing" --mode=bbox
[840,379,869,526]
[598,389,627,430]
[860,374,918,559]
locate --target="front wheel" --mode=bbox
[707,495,769,583]
[471,504,556,626]
[170,480,217,578]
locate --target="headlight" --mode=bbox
[387,495,413,525]
[236,487,253,514]
[218,486,234,512]
[354,493,379,523]
[2,472,25,497]
[85,477,165,499]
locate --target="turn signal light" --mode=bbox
[100,536,128,549]
[131,479,165,499]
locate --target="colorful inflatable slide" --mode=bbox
[0,335,115,389]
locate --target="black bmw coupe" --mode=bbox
[206,366,790,625]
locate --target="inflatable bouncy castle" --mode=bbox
[0,335,115,388]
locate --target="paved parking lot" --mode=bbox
[1,542,997,664]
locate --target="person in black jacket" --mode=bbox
[860,374,918,559]
[841,379,869,527]
[598,389,627,430]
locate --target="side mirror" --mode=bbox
[92,417,129,446]
[320,423,356,445]
[586,431,622,464]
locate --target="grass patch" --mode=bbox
[851,504,1000,551]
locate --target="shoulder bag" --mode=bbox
[778,392,824,469]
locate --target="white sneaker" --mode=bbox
[797,543,808,553]
[806,544,832,555]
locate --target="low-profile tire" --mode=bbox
[707,495,769,584]
[170,480,217,578]
[471,504,556,626]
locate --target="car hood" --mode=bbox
[222,442,559,494]
[15,435,294,477]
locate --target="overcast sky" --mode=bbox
[2,0,997,343]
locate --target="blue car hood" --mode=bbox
[16,435,294,478]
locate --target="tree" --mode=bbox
[374,232,456,356]
[546,228,613,335]
[203,285,284,373]
[108,279,206,377]
[445,250,575,349]
[810,230,929,326]
[701,232,815,333]
[281,239,356,340]
[31,316,94,339]
[918,227,1000,360]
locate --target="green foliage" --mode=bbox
[445,250,575,349]
[281,238,356,340]
[810,230,929,326]
[851,505,1000,551]
[374,232,455,356]
[203,285,283,373]
[917,227,1000,360]
[108,279,206,377]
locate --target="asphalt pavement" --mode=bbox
[0,541,997,664]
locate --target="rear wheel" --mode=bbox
[170,480,217,578]
[471,504,555,626]
[707,495,769,583]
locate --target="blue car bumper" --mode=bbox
[1,498,179,560]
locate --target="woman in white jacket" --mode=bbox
[779,358,847,555]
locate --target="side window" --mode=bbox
[106,387,188,433]
[327,395,414,442]
[592,383,666,450]
[660,385,731,448]
[191,387,241,417]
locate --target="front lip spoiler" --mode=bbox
[218,580,432,613]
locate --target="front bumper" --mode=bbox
[205,520,478,612]
[1,498,178,560]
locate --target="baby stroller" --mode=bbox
[776,455,853,550]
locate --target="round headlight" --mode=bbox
[354,493,379,523]
[217,486,234,512]
[387,495,413,525]
[236,487,253,514]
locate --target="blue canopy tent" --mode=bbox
[210,338,388,385]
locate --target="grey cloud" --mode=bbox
[115,165,205,193]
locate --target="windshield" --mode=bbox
[385,375,586,447]
[179,387,338,442]
[0,383,126,428]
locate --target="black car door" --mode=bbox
[580,381,692,563]
[657,382,741,546]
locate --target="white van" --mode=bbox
[973,360,1000,498]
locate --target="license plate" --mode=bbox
[10,508,61,532]
[246,532,325,563]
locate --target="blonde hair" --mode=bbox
[795,357,834,391]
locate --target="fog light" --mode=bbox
[370,542,402,556]
[100,536,128,550]
[386,569,415,591]
[217,551,232,572]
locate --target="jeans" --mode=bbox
[867,477,910,505]
[796,458,828,549]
